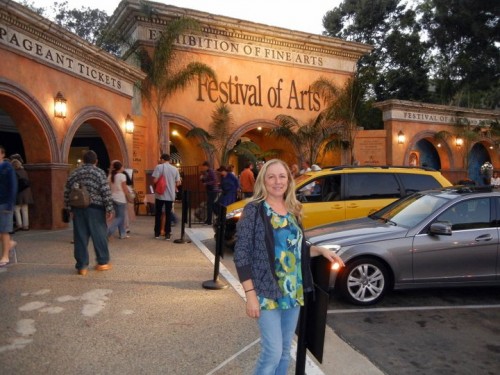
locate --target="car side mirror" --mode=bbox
[429,221,452,236]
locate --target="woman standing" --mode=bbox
[234,159,344,375]
[107,160,132,239]
[11,159,33,231]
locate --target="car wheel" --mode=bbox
[338,258,389,306]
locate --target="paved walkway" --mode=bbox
[0,215,384,375]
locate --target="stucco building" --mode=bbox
[1,0,498,229]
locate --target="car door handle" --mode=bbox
[475,234,493,242]
[330,204,343,209]
[346,203,358,208]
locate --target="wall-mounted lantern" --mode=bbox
[455,137,464,147]
[125,114,134,134]
[397,130,405,144]
[54,92,67,118]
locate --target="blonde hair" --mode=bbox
[251,159,303,223]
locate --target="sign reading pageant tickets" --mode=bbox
[0,24,133,97]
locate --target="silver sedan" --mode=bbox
[306,186,500,305]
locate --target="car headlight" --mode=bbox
[226,208,244,220]
[322,244,341,252]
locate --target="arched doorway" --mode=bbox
[414,139,441,170]
[468,143,490,186]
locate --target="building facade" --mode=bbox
[0,0,498,229]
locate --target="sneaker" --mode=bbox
[165,234,171,241]
[155,236,161,239]
[119,235,130,239]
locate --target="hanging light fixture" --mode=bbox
[54,92,67,118]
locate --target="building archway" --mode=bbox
[62,107,129,173]
[163,113,208,167]
[0,79,59,163]
[406,131,454,171]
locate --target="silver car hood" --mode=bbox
[305,217,409,246]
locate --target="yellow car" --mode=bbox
[222,166,452,247]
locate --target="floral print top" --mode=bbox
[259,201,304,310]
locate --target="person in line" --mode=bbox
[233,159,344,375]
[290,163,300,178]
[152,153,181,240]
[216,165,240,209]
[0,145,17,267]
[107,160,133,239]
[123,168,136,234]
[64,150,114,276]
[255,160,265,177]
[491,171,500,188]
[11,158,34,231]
[299,160,311,175]
[239,161,255,198]
[200,161,217,225]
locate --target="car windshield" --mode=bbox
[370,193,449,227]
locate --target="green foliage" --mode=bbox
[186,103,266,167]
[269,110,337,166]
[323,0,499,109]
[21,1,119,54]
[312,75,379,163]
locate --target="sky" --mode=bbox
[28,0,342,35]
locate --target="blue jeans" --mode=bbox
[72,206,110,270]
[107,201,127,238]
[254,306,300,375]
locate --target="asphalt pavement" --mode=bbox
[0,214,384,375]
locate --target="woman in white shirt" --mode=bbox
[107,160,132,239]
[491,172,500,188]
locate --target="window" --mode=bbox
[399,174,443,195]
[346,173,400,200]
[436,198,491,230]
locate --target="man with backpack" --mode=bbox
[63,150,114,276]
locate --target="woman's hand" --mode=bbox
[245,291,260,319]
[311,245,345,268]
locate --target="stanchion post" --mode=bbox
[295,302,308,375]
[202,205,228,290]
[174,190,191,244]
[295,256,333,374]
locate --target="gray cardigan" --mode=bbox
[233,201,314,300]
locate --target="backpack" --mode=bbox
[69,183,90,208]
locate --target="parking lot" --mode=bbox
[328,287,500,374]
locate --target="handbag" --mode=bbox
[154,165,167,194]
[127,187,136,203]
